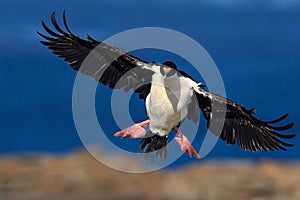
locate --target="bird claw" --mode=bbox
[114,125,146,139]
[174,133,200,159]
[186,145,201,159]
[114,120,150,139]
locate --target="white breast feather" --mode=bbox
[146,74,196,136]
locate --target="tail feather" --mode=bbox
[138,131,168,161]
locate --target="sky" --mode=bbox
[0,0,299,168]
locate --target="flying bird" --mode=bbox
[38,11,295,160]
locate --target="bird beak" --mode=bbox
[163,67,172,74]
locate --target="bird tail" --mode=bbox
[138,130,168,161]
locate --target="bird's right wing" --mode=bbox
[38,11,154,99]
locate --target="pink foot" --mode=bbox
[114,120,150,139]
[173,127,200,159]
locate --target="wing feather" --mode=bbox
[38,11,153,99]
[194,88,295,152]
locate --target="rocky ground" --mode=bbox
[0,151,299,200]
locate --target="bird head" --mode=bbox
[160,61,177,77]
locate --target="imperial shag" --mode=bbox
[38,12,295,160]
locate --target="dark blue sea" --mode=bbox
[1,0,299,168]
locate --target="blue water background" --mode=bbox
[0,0,299,167]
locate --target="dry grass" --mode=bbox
[0,151,299,200]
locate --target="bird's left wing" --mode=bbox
[177,70,204,123]
[38,11,154,99]
[192,87,295,152]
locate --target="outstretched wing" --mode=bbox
[195,88,295,151]
[38,11,153,99]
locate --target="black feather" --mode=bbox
[196,88,295,152]
[38,11,153,100]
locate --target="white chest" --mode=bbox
[145,75,193,136]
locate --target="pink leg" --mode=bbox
[173,127,200,159]
[114,120,150,139]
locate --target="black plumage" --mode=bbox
[38,11,295,155]
[196,89,295,151]
[37,11,153,99]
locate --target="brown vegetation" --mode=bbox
[0,151,299,200]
